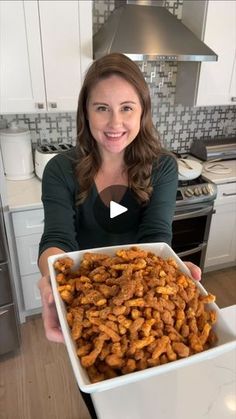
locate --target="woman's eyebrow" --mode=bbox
[92,100,137,106]
[92,102,109,106]
[120,101,137,105]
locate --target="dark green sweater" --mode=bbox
[39,148,178,256]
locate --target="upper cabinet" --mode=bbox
[0,0,93,114]
[175,0,236,107]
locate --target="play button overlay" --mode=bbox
[93,184,140,234]
[110,201,127,218]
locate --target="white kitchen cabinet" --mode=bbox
[175,0,236,106]
[196,1,236,106]
[205,182,236,270]
[21,272,42,311]
[12,208,44,311]
[0,0,92,114]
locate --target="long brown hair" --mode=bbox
[75,53,162,204]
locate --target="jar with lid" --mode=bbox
[0,121,34,180]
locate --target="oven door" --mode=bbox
[172,203,214,269]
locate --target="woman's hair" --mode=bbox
[75,53,162,204]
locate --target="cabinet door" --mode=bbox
[196,1,236,106]
[12,208,44,237]
[205,183,236,268]
[15,234,42,276]
[21,272,42,311]
[205,203,236,267]
[0,0,46,113]
[229,51,236,103]
[39,0,92,112]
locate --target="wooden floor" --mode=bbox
[0,318,90,419]
[0,266,235,419]
[202,265,236,308]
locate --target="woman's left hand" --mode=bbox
[183,261,202,281]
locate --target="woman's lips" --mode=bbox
[104,132,126,140]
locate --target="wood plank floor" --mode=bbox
[202,265,236,308]
[0,266,235,419]
[0,317,90,419]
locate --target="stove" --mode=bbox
[176,176,217,206]
[172,175,217,270]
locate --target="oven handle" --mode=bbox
[0,309,8,317]
[177,243,206,258]
[174,206,213,220]
[223,192,236,197]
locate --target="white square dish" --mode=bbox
[48,243,236,393]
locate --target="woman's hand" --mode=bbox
[38,275,65,343]
[183,261,202,281]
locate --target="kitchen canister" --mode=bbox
[0,121,34,180]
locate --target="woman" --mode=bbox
[38,53,201,418]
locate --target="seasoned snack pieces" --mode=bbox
[54,246,218,383]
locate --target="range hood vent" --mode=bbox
[93,3,217,62]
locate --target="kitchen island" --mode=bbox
[91,306,236,419]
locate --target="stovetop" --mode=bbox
[176,175,217,206]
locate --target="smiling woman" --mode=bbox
[76,52,164,205]
[37,53,200,419]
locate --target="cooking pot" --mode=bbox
[178,158,202,181]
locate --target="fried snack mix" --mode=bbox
[54,247,218,383]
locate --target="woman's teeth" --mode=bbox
[105,132,124,139]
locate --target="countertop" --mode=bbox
[6,175,42,211]
[201,159,236,184]
[92,305,236,419]
[4,159,236,211]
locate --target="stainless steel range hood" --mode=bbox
[93,1,217,62]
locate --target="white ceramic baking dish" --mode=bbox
[48,243,236,393]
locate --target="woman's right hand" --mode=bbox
[38,275,65,343]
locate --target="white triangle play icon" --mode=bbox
[110,200,128,219]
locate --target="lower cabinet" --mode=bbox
[21,272,42,311]
[205,182,236,270]
[12,208,44,313]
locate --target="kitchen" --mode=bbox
[0,0,236,418]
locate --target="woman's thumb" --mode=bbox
[38,276,54,305]
[47,291,54,305]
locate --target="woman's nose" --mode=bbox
[108,111,122,127]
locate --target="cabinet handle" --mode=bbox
[49,102,57,109]
[222,192,236,197]
[35,103,45,109]
[231,97,236,102]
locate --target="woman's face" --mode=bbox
[87,75,142,157]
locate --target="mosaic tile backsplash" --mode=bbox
[1,0,235,153]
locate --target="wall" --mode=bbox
[0,0,235,153]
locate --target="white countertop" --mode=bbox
[92,305,236,419]
[4,159,236,211]
[6,175,42,211]
[201,159,236,184]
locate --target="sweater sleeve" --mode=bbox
[137,154,178,246]
[38,152,79,257]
